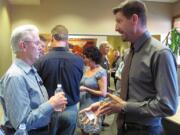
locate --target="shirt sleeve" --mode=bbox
[95,69,107,80]
[125,49,179,118]
[4,76,53,130]
[115,62,124,77]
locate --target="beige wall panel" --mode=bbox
[0,0,12,77]
[10,0,172,39]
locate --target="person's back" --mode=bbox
[36,47,83,104]
[34,25,84,135]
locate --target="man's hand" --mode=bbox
[78,93,127,124]
[79,102,101,125]
[80,102,100,115]
[98,93,127,115]
[48,92,67,112]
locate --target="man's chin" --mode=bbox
[121,36,128,42]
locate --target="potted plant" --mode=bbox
[164,28,180,55]
[163,28,180,65]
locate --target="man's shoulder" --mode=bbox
[144,37,169,54]
[150,38,168,50]
[8,65,24,77]
[39,51,82,60]
[65,52,84,62]
[1,64,24,85]
[34,52,55,66]
[143,38,174,62]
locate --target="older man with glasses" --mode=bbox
[0,24,67,135]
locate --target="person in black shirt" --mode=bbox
[34,25,84,135]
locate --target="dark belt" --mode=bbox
[28,125,48,134]
[123,122,149,131]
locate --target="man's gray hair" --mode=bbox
[11,24,39,53]
[99,41,110,49]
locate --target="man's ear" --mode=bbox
[18,41,26,51]
[131,14,139,26]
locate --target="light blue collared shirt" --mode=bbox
[0,58,53,130]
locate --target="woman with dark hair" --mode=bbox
[79,46,107,135]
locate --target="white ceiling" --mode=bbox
[7,0,179,5]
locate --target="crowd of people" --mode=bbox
[0,0,179,135]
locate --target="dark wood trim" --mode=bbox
[172,15,180,28]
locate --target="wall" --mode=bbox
[145,2,172,41]
[0,0,12,77]
[11,0,117,35]
[10,0,172,39]
[0,0,176,75]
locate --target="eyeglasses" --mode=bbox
[23,40,40,46]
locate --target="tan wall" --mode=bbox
[0,0,176,76]
[145,2,172,40]
[10,0,172,38]
[0,0,12,77]
[11,0,118,34]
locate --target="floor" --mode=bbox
[98,114,118,135]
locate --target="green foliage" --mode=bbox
[166,28,180,55]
